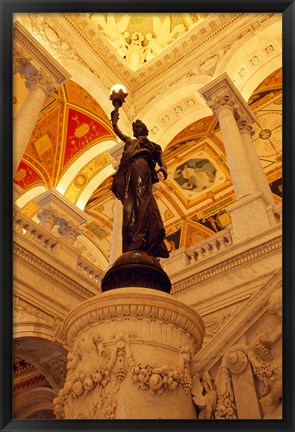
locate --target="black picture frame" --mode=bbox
[1,1,294,431]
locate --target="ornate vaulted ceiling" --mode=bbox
[13,12,282,266]
[88,13,208,71]
[14,79,116,191]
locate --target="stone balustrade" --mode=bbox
[14,210,103,287]
[14,211,58,253]
[185,228,233,263]
[76,257,103,286]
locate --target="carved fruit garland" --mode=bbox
[53,334,193,419]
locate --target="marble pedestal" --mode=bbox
[53,288,205,419]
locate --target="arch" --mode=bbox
[76,164,115,210]
[56,138,117,197]
[15,185,47,209]
[14,336,67,393]
[137,78,214,150]
[14,386,56,419]
[214,18,282,101]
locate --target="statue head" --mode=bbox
[132,119,149,138]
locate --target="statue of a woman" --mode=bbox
[110,107,169,258]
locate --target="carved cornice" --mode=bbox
[45,13,277,112]
[13,242,96,300]
[63,288,205,354]
[171,234,282,294]
[13,21,70,84]
[14,295,53,324]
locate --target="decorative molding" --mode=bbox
[202,303,244,336]
[14,21,70,84]
[191,269,282,376]
[171,234,282,294]
[13,242,96,300]
[63,288,205,352]
[14,295,53,324]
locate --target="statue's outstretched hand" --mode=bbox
[157,167,168,180]
[111,109,119,124]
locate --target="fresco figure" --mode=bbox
[174,159,216,192]
[110,107,169,258]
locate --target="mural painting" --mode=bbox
[174,158,216,192]
[164,227,182,253]
[191,209,231,233]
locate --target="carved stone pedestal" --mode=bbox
[53,288,205,419]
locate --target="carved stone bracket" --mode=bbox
[190,285,282,420]
[14,21,70,86]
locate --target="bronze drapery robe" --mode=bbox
[111,137,169,258]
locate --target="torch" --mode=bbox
[109,84,128,119]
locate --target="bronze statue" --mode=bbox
[110,105,169,258]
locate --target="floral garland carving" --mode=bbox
[53,334,193,419]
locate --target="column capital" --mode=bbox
[237,117,255,136]
[13,47,32,74]
[57,220,81,244]
[199,73,256,124]
[25,68,58,98]
[37,205,58,231]
[207,93,239,117]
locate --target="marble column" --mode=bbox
[13,69,57,174]
[13,22,70,174]
[53,288,205,419]
[199,74,272,242]
[206,94,259,200]
[237,118,274,206]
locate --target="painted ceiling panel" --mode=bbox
[14,161,45,190]
[14,80,116,191]
[62,107,114,169]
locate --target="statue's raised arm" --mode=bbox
[110,101,169,259]
[110,107,130,143]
